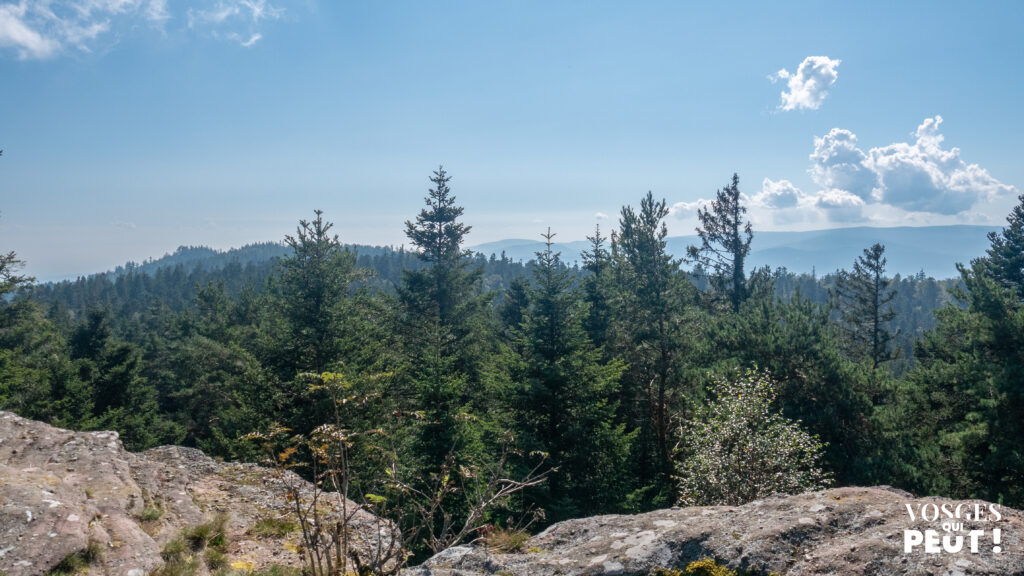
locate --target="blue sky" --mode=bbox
[1,0,1022,280]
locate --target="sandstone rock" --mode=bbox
[0,411,385,576]
[406,487,1024,576]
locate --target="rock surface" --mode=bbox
[408,487,1024,576]
[5,411,1024,576]
[0,411,384,576]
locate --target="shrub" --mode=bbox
[484,527,531,553]
[46,540,101,576]
[675,370,831,506]
[249,516,298,538]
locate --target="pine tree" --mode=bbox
[686,173,753,313]
[834,243,898,368]
[896,195,1024,506]
[612,192,697,503]
[0,250,33,296]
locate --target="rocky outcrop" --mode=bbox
[4,411,1023,576]
[408,487,1024,576]
[0,411,383,576]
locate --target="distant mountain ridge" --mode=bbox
[471,225,1001,279]
[82,225,1000,283]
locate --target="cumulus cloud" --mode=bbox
[0,0,287,58]
[866,116,1013,214]
[759,116,1016,225]
[808,128,879,201]
[771,56,841,111]
[669,199,709,219]
[813,189,866,223]
[594,212,609,220]
[753,178,803,209]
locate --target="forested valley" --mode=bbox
[3,169,1024,560]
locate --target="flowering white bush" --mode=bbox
[675,370,832,506]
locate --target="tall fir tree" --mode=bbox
[580,224,614,352]
[514,230,632,520]
[275,210,361,376]
[686,173,753,313]
[983,192,1024,299]
[398,166,494,481]
[833,243,898,368]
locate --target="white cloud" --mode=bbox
[866,116,1013,214]
[808,127,878,201]
[0,0,288,58]
[760,117,1016,225]
[594,212,609,220]
[145,0,169,23]
[813,189,866,223]
[753,178,803,209]
[0,2,60,59]
[669,199,709,219]
[771,56,841,111]
[189,0,283,28]
[240,32,260,47]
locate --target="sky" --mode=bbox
[1,0,1023,281]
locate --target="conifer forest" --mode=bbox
[3,168,1024,559]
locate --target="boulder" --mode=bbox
[407,487,1024,576]
[0,411,384,576]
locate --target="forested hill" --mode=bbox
[70,224,998,284]
[31,235,959,377]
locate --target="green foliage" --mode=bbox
[184,513,229,551]
[0,248,33,296]
[6,172,1024,544]
[140,506,163,521]
[153,516,229,576]
[275,209,361,375]
[707,293,877,485]
[983,193,1024,299]
[512,229,633,520]
[249,516,297,538]
[675,371,831,506]
[611,192,700,505]
[46,540,101,576]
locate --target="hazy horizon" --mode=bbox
[23,222,1003,283]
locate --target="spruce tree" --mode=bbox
[516,229,631,519]
[984,192,1024,299]
[686,173,753,313]
[834,243,898,368]
[398,166,492,482]
[580,224,614,351]
[276,210,360,375]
